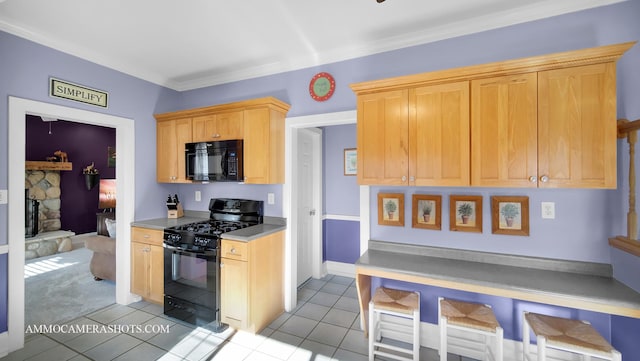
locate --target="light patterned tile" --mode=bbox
[306,322,348,347]
[83,334,142,361]
[321,308,357,328]
[277,315,318,338]
[308,292,340,307]
[294,302,330,321]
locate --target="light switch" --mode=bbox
[195,191,201,202]
[541,202,555,219]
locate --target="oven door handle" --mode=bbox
[163,244,217,256]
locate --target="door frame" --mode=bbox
[284,110,361,311]
[6,97,137,352]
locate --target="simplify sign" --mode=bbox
[50,78,108,108]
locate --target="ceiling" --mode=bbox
[0,0,625,91]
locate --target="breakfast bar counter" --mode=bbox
[356,241,640,332]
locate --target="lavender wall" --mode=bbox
[323,125,359,216]
[25,115,116,234]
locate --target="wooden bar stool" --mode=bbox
[368,287,420,361]
[523,312,621,361]
[438,297,503,361]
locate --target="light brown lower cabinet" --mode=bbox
[130,226,164,304]
[220,230,284,333]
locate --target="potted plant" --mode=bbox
[83,162,100,190]
[457,202,473,224]
[500,203,520,227]
[422,202,432,222]
[385,199,397,219]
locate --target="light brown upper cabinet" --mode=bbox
[471,73,538,187]
[352,42,634,189]
[156,117,192,183]
[154,97,290,184]
[192,110,244,142]
[356,82,470,186]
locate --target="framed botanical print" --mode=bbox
[449,195,483,233]
[344,148,357,176]
[378,193,404,226]
[412,194,441,230]
[491,196,529,236]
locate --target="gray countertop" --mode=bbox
[357,241,640,318]
[131,213,286,242]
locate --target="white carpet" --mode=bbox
[25,245,116,327]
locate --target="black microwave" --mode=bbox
[185,140,243,182]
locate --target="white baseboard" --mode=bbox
[0,331,8,357]
[325,261,355,278]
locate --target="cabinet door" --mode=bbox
[471,73,538,187]
[220,257,248,329]
[131,242,149,298]
[243,107,284,184]
[192,111,244,142]
[215,111,244,140]
[538,63,617,188]
[148,245,164,304]
[156,118,192,183]
[357,89,409,185]
[410,81,470,186]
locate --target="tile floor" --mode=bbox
[1,275,473,361]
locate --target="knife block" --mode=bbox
[167,203,184,219]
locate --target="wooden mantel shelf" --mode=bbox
[25,161,73,171]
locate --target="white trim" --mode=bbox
[0,245,8,254]
[323,214,360,222]
[0,331,7,358]
[360,186,370,257]
[284,110,359,312]
[325,261,356,279]
[7,97,137,353]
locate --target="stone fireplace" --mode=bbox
[24,168,74,260]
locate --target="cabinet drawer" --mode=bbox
[221,240,248,261]
[131,227,164,247]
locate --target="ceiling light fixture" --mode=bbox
[41,116,57,135]
[377,0,386,2]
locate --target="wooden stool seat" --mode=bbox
[523,312,621,361]
[439,297,503,361]
[369,287,420,361]
[372,286,420,315]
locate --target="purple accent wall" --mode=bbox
[25,115,116,234]
[324,219,360,264]
[0,254,6,333]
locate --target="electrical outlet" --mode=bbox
[267,193,275,205]
[0,189,6,204]
[195,191,201,202]
[541,202,555,219]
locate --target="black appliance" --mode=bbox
[25,190,39,237]
[163,198,263,331]
[185,140,243,182]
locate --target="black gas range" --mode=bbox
[163,198,263,251]
[162,198,263,331]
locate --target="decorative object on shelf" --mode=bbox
[83,162,100,191]
[309,72,336,101]
[491,196,529,236]
[378,192,404,226]
[107,146,116,168]
[46,149,68,162]
[344,148,357,176]
[412,194,441,230]
[449,195,483,233]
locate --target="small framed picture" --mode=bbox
[491,196,529,236]
[412,194,441,230]
[344,148,357,176]
[449,195,483,233]
[378,193,404,227]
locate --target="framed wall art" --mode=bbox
[378,193,404,226]
[449,195,483,233]
[412,194,441,230]
[344,148,357,176]
[491,196,529,236]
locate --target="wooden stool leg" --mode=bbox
[368,300,375,361]
[496,326,504,361]
[537,335,546,361]
[440,316,447,361]
[413,307,420,361]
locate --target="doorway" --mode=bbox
[284,110,363,311]
[7,97,136,352]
